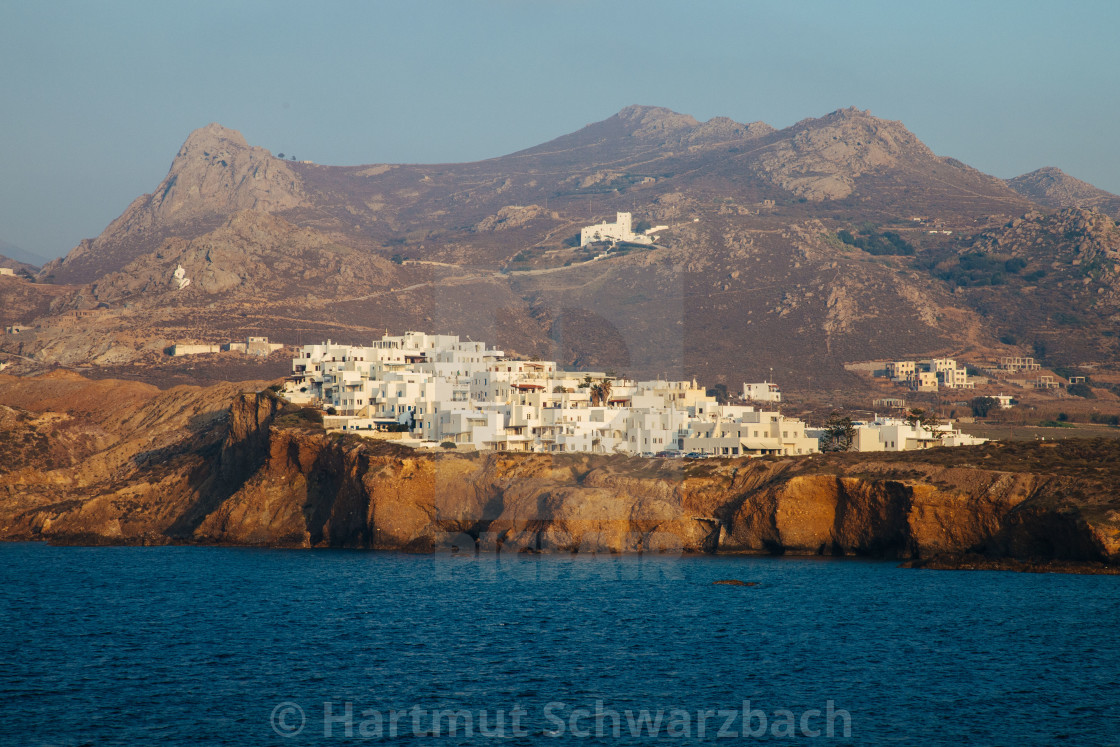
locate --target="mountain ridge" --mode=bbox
[42,105,1039,285]
[8,104,1120,390]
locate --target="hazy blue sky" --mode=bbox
[2,0,1118,262]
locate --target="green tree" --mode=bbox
[971,396,998,418]
[821,412,855,452]
[590,378,613,406]
[707,383,729,403]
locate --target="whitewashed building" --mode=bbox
[852,417,986,452]
[579,212,653,247]
[742,382,781,403]
[282,331,819,458]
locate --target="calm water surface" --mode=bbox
[1,543,1118,745]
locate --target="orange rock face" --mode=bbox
[1,376,1119,571]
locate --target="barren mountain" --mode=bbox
[0,252,38,277]
[1007,167,1120,218]
[930,208,1120,362]
[7,105,1120,387]
[40,124,305,285]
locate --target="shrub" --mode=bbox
[938,252,1006,286]
[836,227,915,256]
[274,408,324,428]
[1067,383,1094,399]
[440,441,456,449]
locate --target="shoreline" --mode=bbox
[4,538,1118,576]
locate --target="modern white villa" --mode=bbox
[282,331,818,457]
[850,417,987,451]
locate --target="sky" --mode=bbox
[2,0,1119,263]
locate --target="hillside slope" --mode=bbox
[7,105,1120,386]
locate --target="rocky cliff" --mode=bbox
[2,373,1118,570]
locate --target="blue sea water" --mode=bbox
[1,543,1118,746]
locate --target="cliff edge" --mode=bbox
[1,374,1118,570]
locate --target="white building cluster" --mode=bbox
[282,331,819,458]
[885,358,972,392]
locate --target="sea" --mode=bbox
[1,542,1118,746]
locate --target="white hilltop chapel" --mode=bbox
[172,264,191,290]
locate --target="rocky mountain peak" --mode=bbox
[176,122,250,156]
[41,123,308,284]
[153,123,305,221]
[751,107,939,200]
[614,105,701,138]
[1006,167,1120,217]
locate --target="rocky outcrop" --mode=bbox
[474,205,553,232]
[1,376,1118,571]
[943,207,1120,362]
[751,108,948,200]
[615,105,701,138]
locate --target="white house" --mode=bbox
[851,417,986,452]
[680,409,818,457]
[742,382,781,403]
[579,212,653,247]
